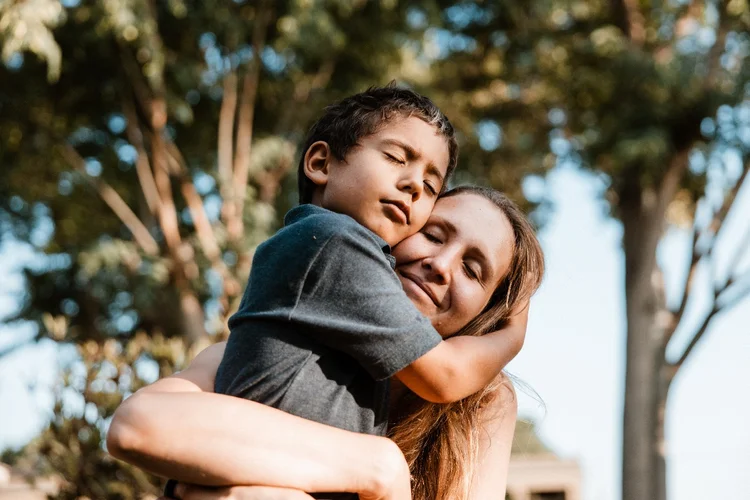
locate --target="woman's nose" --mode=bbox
[422,255,450,285]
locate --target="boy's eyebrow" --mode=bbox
[381,138,445,185]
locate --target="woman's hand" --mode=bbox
[159,483,315,500]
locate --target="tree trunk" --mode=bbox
[621,196,666,500]
[179,289,208,345]
[654,360,674,500]
[622,284,661,500]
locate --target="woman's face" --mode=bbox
[392,193,515,337]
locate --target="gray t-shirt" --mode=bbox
[216,204,441,429]
[214,205,441,498]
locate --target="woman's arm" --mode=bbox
[107,342,411,500]
[469,381,518,498]
[151,373,519,500]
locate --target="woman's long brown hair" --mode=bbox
[387,186,545,500]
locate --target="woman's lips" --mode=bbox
[399,271,439,307]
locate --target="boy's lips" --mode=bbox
[382,199,410,224]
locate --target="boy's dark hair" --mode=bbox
[297,82,459,203]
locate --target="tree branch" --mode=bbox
[666,152,748,347]
[255,151,294,204]
[218,71,238,227]
[118,43,156,124]
[723,225,750,287]
[673,305,718,370]
[163,142,241,297]
[229,0,273,242]
[274,58,337,136]
[60,144,159,256]
[149,130,182,254]
[665,226,700,345]
[122,96,161,216]
[717,273,750,310]
[117,31,181,255]
[0,340,28,360]
[709,156,749,240]
[179,180,221,260]
[674,257,750,370]
[163,143,222,263]
[610,0,646,45]
[705,1,730,92]
[658,148,692,217]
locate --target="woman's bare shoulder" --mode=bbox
[469,374,518,498]
[479,373,518,424]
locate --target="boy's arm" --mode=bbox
[294,224,526,397]
[394,303,528,403]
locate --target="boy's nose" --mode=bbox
[397,174,423,200]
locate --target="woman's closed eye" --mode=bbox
[463,261,482,282]
[421,230,443,244]
[424,181,438,196]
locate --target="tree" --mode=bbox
[3,1,749,499]
[414,2,750,499]
[0,0,433,496]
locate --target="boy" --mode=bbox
[215,84,520,438]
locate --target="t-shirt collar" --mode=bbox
[286,204,395,266]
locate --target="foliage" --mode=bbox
[0,0,432,495]
[1,1,749,499]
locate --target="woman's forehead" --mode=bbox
[433,193,506,229]
[433,194,514,272]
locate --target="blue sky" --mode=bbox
[508,166,750,500]
[1,166,748,500]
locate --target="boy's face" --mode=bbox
[308,116,451,247]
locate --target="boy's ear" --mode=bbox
[303,141,332,188]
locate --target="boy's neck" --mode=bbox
[309,190,324,208]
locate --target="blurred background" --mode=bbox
[0,1,749,499]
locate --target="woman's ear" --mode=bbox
[303,141,332,188]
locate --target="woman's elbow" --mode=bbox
[107,395,156,461]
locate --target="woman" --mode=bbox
[108,186,545,500]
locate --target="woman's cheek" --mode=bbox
[458,284,487,326]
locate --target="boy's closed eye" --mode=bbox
[384,152,439,196]
[384,152,405,165]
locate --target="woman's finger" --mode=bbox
[228,486,316,499]
[176,484,315,500]
[175,484,227,500]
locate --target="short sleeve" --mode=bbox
[290,224,442,381]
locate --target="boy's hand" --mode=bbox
[502,300,530,360]
[395,300,531,403]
